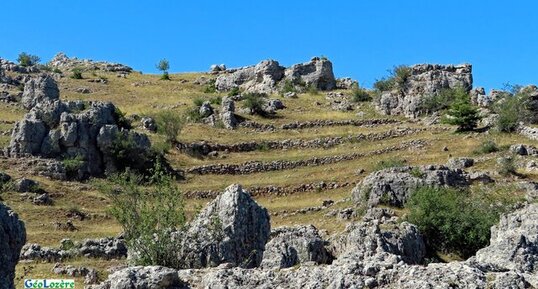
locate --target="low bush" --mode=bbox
[473,139,499,155]
[228,87,241,97]
[493,87,533,132]
[109,133,155,173]
[374,158,406,171]
[373,65,411,92]
[242,92,267,115]
[71,68,83,79]
[351,87,372,102]
[153,110,184,144]
[497,155,518,176]
[98,161,186,267]
[62,155,85,179]
[405,186,508,258]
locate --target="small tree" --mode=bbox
[242,93,267,116]
[442,88,481,132]
[156,59,170,80]
[154,110,184,144]
[493,86,532,132]
[17,52,40,67]
[99,161,186,267]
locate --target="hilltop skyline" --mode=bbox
[0,0,537,90]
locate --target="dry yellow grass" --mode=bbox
[0,70,533,284]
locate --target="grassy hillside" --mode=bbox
[1,70,534,286]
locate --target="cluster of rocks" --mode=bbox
[179,127,435,157]
[0,58,41,74]
[0,203,26,289]
[184,181,353,199]
[335,77,358,90]
[52,263,98,285]
[519,125,538,141]
[376,64,473,118]
[49,53,133,73]
[200,97,239,129]
[188,140,428,175]
[215,57,336,93]
[90,182,538,289]
[20,236,127,262]
[6,75,153,179]
[352,165,470,207]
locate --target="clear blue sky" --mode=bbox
[1,0,536,90]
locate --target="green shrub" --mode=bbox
[53,68,62,74]
[228,87,241,97]
[351,87,372,102]
[98,161,186,267]
[17,52,40,67]
[203,82,217,93]
[373,65,411,92]
[209,96,222,105]
[473,140,499,155]
[242,92,267,115]
[374,158,406,171]
[114,107,132,129]
[71,68,83,79]
[406,186,505,258]
[306,83,319,95]
[493,88,532,132]
[153,110,184,144]
[442,90,481,132]
[281,79,297,94]
[498,155,517,176]
[421,87,462,113]
[62,155,85,179]
[110,133,155,173]
[193,97,205,107]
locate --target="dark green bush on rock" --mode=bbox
[405,186,512,259]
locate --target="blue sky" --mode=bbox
[1,1,536,90]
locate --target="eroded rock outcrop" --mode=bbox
[91,191,538,288]
[49,52,133,73]
[175,184,270,269]
[376,64,473,118]
[21,75,60,110]
[8,99,152,178]
[352,165,469,207]
[0,203,26,289]
[215,57,336,93]
[260,225,330,269]
[471,203,538,273]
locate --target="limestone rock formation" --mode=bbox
[284,57,336,91]
[376,64,473,118]
[215,57,336,93]
[330,219,426,265]
[175,184,270,269]
[0,203,26,289]
[49,52,133,73]
[89,266,188,289]
[471,203,538,273]
[8,100,152,178]
[352,165,469,207]
[91,197,538,288]
[21,75,60,110]
[215,60,284,93]
[260,225,330,269]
